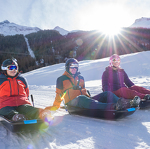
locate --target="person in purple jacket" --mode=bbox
[102,54,150,101]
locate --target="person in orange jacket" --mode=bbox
[0,58,51,122]
[46,58,139,111]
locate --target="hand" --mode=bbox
[44,106,58,111]
[87,90,91,97]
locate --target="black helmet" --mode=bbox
[65,58,79,73]
[1,58,18,71]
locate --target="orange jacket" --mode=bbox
[0,73,31,109]
[53,71,89,108]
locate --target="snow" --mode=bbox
[1,17,150,37]
[1,51,150,149]
[130,17,150,29]
[53,26,69,36]
[0,20,40,36]
[24,36,35,59]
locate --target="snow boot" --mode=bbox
[143,94,150,100]
[115,98,130,111]
[130,96,140,107]
[12,114,26,121]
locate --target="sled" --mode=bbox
[0,115,46,133]
[139,100,150,109]
[66,106,137,120]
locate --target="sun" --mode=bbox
[76,3,129,36]
[101,26,121,36]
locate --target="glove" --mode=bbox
[44,106,58,111]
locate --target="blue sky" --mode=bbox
[1,0,150,32]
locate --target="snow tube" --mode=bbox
[0,115,45,132]
[66,106,137,120]
[139,100,150,109]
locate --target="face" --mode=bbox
[69,67,78,75]
[112,58,120,68]
[6,65,18,77]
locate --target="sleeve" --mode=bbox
[79,76,90,97]
[53,77,64,108]
[102,70,111,91]
[123,71,134,87]
[79,75,85,89]
[25,78,29,97]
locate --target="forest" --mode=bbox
[0,27,150,72]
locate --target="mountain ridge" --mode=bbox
[130,17,150,28]
[0,20,41,36]
[1,17,150,36]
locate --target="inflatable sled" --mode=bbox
[0,115,45,133]
[66,106,137,120]
[139,100,150,109]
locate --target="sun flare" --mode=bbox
[101,26,121,36]
[77,3,129,36]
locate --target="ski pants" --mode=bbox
[113,85,150,99]
[66,91,120,110]
[0,104,42,120]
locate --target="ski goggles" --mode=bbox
[1,65,18,71]
[69,63,79,69]
[112,58,120,63]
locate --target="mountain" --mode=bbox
[130,17,150,28]
[0,20,69,36]
[0,20,41,36]
[53,26,69,35]
[54,26,81,35]
[1,17,150,37]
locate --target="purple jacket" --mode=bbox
[102,66,134,92]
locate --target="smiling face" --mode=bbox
[111,57,120,69]
[68,62,79,75]
[7,69,17,77]
[69,67,78,75]
[6,65,18,77]
[112,59,120,68]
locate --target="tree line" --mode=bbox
[0,27,150,73]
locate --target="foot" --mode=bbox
[12,114,26,121]
[115,98,129,110]
[144,94,150,100]
[130,96,140,107]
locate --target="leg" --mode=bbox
[67,95,114,110]
[129,85,150,94]
[92,91,120,103]
[113,87,145,99]
[16,104,42,119]
[0,106,18,120]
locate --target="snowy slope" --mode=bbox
[1,51,150,149]
[0,20,41,36]
[0,20,69,36]
[130,17,150,28]
[54,26,69,35]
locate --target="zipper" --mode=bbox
[16,79,19,95]
[8,80,12,96]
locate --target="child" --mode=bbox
[102,54,150,102]
[0,58,50,121]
